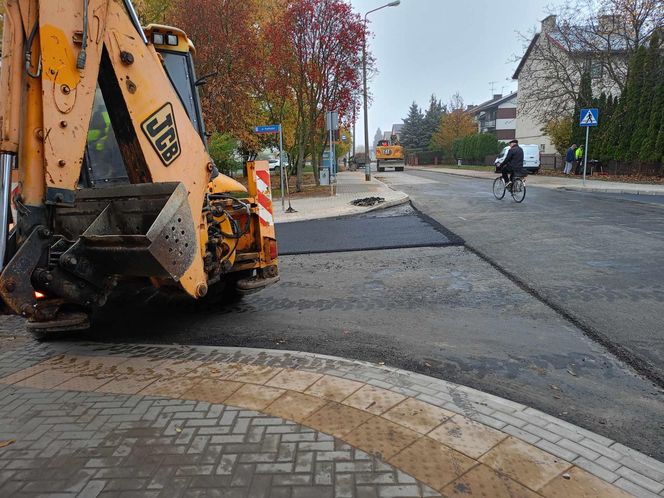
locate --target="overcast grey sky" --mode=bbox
[348,0,564,147]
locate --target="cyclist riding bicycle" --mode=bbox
[498,139,526,190]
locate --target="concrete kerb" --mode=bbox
[364,193,410,213]
[274,193,410,225]
[560,186,664,196]
[2,340,662,497]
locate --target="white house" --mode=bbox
[470,93,518,141]
[512,14,627,153]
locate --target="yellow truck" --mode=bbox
[0,0,278,336]
[375,136,405,172]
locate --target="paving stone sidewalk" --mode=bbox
[273,171,409,224]
[0,336,662,497]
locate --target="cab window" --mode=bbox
[82,86,128,187]
[160,51,205,139]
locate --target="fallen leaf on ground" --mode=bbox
[0,440,15,448]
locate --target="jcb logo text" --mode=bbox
[141,103,181,166]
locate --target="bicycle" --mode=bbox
[493,175,526,203]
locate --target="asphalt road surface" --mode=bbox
[44,202,664,460]
[276,208,461,254]
[378,170,664,387]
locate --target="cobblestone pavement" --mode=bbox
[0,337,662,497]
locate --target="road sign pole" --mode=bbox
[329,114,334,196]
[579,108,598,187]
[583,126,589,187]
[279,124,285,211]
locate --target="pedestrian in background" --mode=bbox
[564,144,577,175]
[575,145,584,175]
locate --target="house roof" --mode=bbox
[391,123,404,134]
[513,33,539,79]
[513,23,630,79]
[547,24,629,53]
[470,93,518,115]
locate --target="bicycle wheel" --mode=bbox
[493,177,506,200]
[511,178,526,203]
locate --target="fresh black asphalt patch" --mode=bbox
[276,206,463,255]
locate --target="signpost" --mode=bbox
[326,111,339,195]
[254,124,285,211]
[579,108,598,186]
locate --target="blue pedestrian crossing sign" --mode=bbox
[580,108,599,127]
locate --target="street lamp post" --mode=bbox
[363,0,400,182]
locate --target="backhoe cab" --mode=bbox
[0,1,278,336]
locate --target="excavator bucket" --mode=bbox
[54,182,197,281]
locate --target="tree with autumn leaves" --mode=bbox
[169,0,267,158]
[430,94,476,152]
[266,0,366,189]
[141,0,366,191]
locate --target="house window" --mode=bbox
[585,59,603,79]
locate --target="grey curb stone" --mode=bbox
[614,477,663,498]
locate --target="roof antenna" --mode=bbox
[489,81,497,95]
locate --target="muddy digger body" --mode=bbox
[0,0,279,336]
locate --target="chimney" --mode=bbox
[493,94,502,100]
[598,14,619,33]
[541,15,557,33]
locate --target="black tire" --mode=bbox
[378,167,385,172]
[493,177,506,200]
[396,167,404,172]
[511,178,526,203]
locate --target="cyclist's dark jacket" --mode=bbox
[501,145,526,176]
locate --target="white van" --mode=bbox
[495,144,540,173]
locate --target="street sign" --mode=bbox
[254,124,280,134]
[326,111,339,131]
[322,149,336,169]
[254,123,286,211]
[580,108,599,127]
[579,108,599,187]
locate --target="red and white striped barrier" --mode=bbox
[254,169,273,227]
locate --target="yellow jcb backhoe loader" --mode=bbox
[0,0,279,336]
